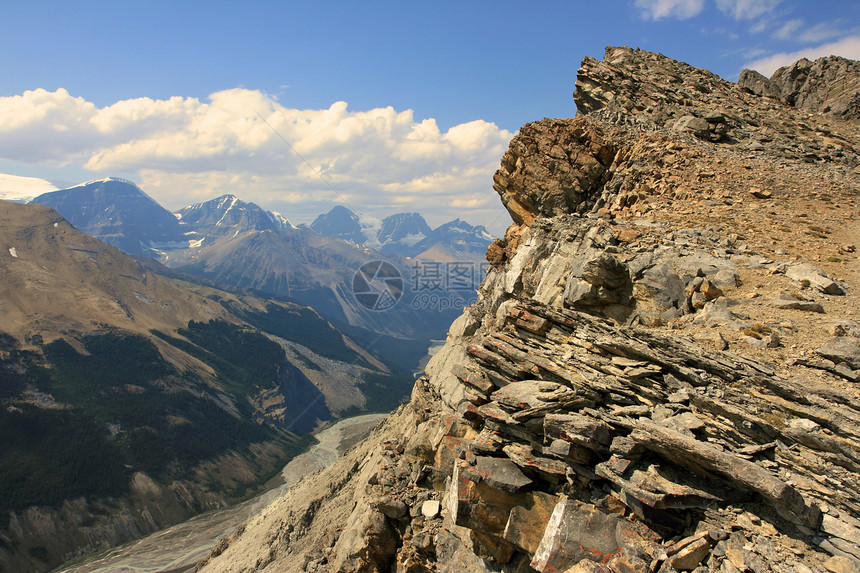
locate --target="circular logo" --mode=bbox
[352,261,403,311]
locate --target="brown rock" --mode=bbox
[668,536,710,570]
[502,491,559,554]
[531,498,621,572]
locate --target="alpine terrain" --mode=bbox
[194,47,860,573]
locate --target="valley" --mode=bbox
[55,413,384,573]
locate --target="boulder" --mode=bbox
[785,263,846,295]
[531,499,621,572]
[816,337,860,370]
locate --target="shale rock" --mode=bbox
[739,55,860,120]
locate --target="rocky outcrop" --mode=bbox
[197,47,860,573]
[739,56,860,120]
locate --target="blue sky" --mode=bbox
[1,0,858,234]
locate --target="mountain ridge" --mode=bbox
[28,180,492,339]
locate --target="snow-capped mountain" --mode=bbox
[0,172,59,202]
[310,206,494,261]
[31,177,187,256]
[375,212,433,256]
[20,175,479,339]
[309,205,381,245]
[410,218,495,261]
[177,194,295,238]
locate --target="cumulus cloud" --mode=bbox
[0,88,101,163]
[0,88,514,232]
[716,0,781,21]
[744,35,860,77]
[634,0,705,21]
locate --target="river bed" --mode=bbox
[55,413,386,573]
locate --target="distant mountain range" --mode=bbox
[309,204,494,260]
[29,177,494,339]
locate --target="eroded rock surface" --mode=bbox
[739,56,860,120]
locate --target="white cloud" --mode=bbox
[798,22,845,44]
[716,0,781,21]
[744,35,860,77]
[0,88,514,232]
[634,0,705,21]
[772,19,803,40]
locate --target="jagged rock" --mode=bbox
[194,46,860,573]
[421,500,441,519]
[771,292,825,313]
[330,502,399,573]
[692,298,751,330]
[824,555,860,573]
[492,118,617,225]
[668,535,710,570]
[502,491,558,554]
[503,443,570,476]
[544,413,611,451]
[629,420,815,523]
[463,456,533,495]
[674,116,712,139]
[829,320,860,338]
[530,498,621,572]
[564,250,633,310]
[739,56,860,120]
[372,496,408,520]
[785,263,846,295]
[633,263,687,324]
[491,380,589,419]
[816,337,860,370]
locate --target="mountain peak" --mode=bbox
[0,172,59,202]
[309,205,368,245]
[31,177,185,256]
[177,194,277,234]
[738,54,860,120]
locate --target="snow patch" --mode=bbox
[0,173,59,202]
[214,196,239,226]
[393,232,427,247]
[268,210,297,229]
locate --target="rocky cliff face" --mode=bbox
[739,56,860,121]
[196,47,860,573]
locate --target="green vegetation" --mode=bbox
[42,332,174,402]
[233,302,366,366]
[357,372,416,413]
[0,333,51,400]
[0,405,130,520]
[176,319,283,397]
[337,323,432,375]
[0,326,306,518]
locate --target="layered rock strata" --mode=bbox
[739,56,860,120]
[197,47,860,573]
